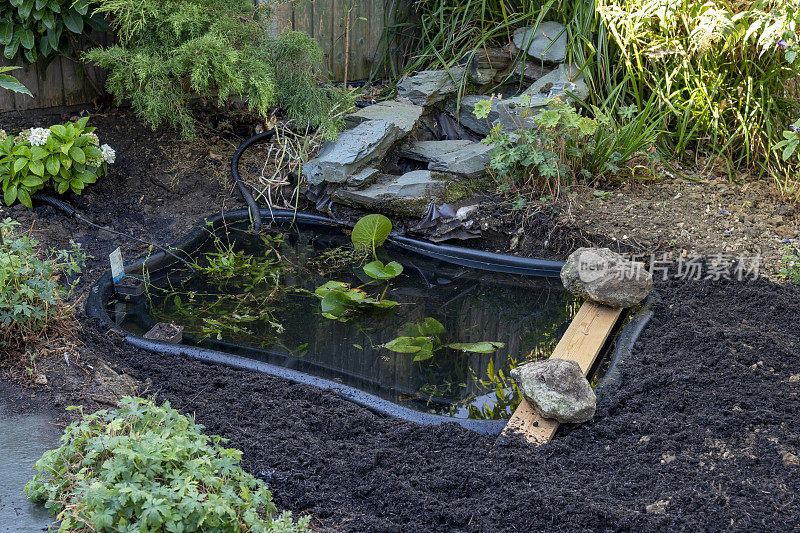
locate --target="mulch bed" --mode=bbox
[1,105,798,531]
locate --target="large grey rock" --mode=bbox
[510,359,596,423]
[331,170,447,216]
[302,120,401,185]
[397,69,465,106]
[560,247,653,308]
[521,63,590,103]
[446,95,539,136]
[398,140,491,178]
[344,100,423,134]
[513,21,568,63]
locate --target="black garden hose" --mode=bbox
[33,193,194,271]
[231,129,277,233]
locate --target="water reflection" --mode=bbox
[112,222,579,419]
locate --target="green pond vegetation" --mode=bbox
[133,215,578,420]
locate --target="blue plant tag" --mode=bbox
[110,247,124,283]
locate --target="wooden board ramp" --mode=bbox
[498,301,623,446]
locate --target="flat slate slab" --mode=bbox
[331,170,446,216]
[344,100,424,134]
[302,119,402,185]
[521,63,589,103]
[447,95,539,136]
[397,68,465,106]
[399,140,490,178]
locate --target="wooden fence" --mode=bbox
[269,0,400,82]
[0,1,404,113]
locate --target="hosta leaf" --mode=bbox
[445,341,505,354]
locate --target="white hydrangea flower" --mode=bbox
[0,129,6,140]
[28,127,50,147]
[100,144,116,164]
[15,129,31,144]
[84,132,100,146]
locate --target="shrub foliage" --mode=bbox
[0,0,106,65]
[84,0,351,138]
[0,117,114,207]
[25,396,309,532]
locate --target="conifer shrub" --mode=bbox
[84,0,351,138]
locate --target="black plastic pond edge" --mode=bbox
[593,292,657,402]
[86,208,651,435]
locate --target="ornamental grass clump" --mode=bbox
[84,0,352,138]
[25,396,309,532]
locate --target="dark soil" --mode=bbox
[2,105,799,531]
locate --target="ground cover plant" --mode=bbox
[0,117,115,207]
[84,0,352,138]
[25,396,308,532]
[0,218,84,374]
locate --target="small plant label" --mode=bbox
[110,247,124,283]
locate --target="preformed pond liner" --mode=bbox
[86,208,652,436]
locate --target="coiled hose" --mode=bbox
[231,129,277,233]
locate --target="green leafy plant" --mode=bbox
[0,65,31,95]
[599,0,800,169]
[382,317,504,361]
[25,396,307,532]
[0,0,106,65]
[477,96,658,199]
[778,244,800,283]
[0,218,84,350]
[351,213,392,256]
[314,280,398,321]
[0,117,114,207]
[84,0,352,138]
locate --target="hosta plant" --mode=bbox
[0,116,114,207]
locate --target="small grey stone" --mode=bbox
[331,170,446,216]
[344,100,423,135]
[399,140,490,178]
[302,120,402,185]
[510,359,596,424]
[348,167,380,188]
[522,63,589,103]
[560,247,653,308]
[645,500,670,515]
[513,22,568,63]
[397,69,465,106]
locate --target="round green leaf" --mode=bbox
[351,213,392,252]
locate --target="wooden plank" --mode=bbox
[499,301,623,445]
[38,58,65,109]
[331,0,349,82]
[367,0,386,75]
[315,0,335,77]
[12,63,40,111]
[274,0,294,34]
[60,56,90,106]
[294,0,314,38]
[348,0,370,80]
[0,59,19,112]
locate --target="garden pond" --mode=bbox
[108,220,580,420]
